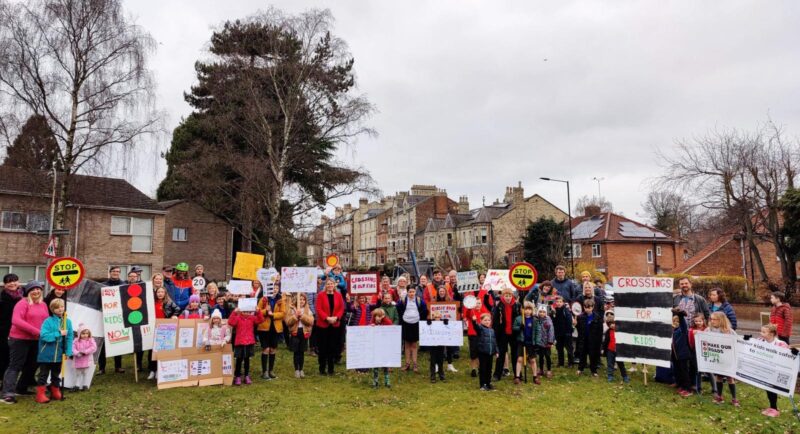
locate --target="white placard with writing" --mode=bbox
[237,297,258,312]
[345,326,402,369]
[419,321,464,346]
[456,271,480,292]
[349,273,378,294]
[226,280,253,295]
[281,267,318,293]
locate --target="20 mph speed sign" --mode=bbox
[509,262,538,291]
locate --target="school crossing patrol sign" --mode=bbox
[509,262,538,291]
[46,256,85,289]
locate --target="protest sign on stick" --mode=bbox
[456,271,480,293]
[226,280,253,295]
[484,269,512,292]
[101,282,156,358]
[349,273,378,295]
[232,252,264,281]
[612,277,674,371]
[280,267,317,293]
[345,325,401,369]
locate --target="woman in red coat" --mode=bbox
[316,278,345,376]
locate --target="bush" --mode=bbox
[661,273,753,303]
[575,261,607,285]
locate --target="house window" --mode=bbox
[447,233,452,247]
[0,211,50,232]
[1,211,26,231]
[480,228,488,245]
[0,264,46,282]
[111,216,154,253]
[172,228,187,242]
[565,244,581,259]
[591,243,601,258]
[656,245,662,256]
[646,250,653,264]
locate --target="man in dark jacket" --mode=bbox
[0,274,23,381]
[551,265,579,303]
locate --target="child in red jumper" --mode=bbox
[227,307,264,385]
[602,319,629,383]
[370,308,394,388]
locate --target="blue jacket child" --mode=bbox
[38,314,74,363]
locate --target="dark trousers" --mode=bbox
[672,356,692,390]
[0,328,10,381]
[494,333,517,378]
[317,326,342,374]
[478,353,493,387]
[234,356,250,377]
[37,362,61,387]
[1,338,37,397]
[430,346,445,379]
[538,346,552,372]
[556,335,574,367]
[778,336,790,345]
[578,343,600,374]
[293,334,306,370]
[605,351,627,378]
[98,344,122,371]
[767,391,779,409]
[148,350,156,373]
[134,350,144,370]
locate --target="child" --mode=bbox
[427,311,448,383]
[227,306,264,385]
[198,290,211,317]
[284,294,314,379]
[671,309,693,397]
[464,298,489,378]
[203,309,231,351]
[181,294,208,319]
[708,311,739,406]
[688,313,707,394]
[470,312,499,391]
[71,323,97,391]
[492,288,520,381]
[36,298,73,403]
[769,291,793,344]
[370,308,394,388]
[552,296,574,368]
[602,319,630,383]
[257,290,285,380]
[757,324,794,417]
[535,304,555,379]
[575,299,603,376]
[513,302,540,385]
[373,292,399,325]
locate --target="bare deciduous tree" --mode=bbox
[0,0,161,233]
[574,195,612,216]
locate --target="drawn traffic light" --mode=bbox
[119,283,149,328]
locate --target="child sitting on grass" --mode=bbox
[513,301,540,385]
[602,318,629,383]
[470,312,498,391]
[370,308,394,388]
[36,298,73,403]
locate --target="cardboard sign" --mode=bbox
[419,321,464,346]
[484,269,512,292]
[222,347,234,386]
[226,280,253,295]
[232,252,264,281]
[190,352,224,387]
[178,318,196,352]
[152,318,179,360]
[280,267,317,293]
[456,271,480,293]
[612,276,674,368]
[256,268,279,298]
[157,358,191,389]
[345,326,402,369]
[237,297,258,312]
[429,302,460,321]
[101,282,156,357]
[349,273,378,295]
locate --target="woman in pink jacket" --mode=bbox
[2,281,50,404]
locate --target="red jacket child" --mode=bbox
[463,303,490,337]
[227,309,265,346]
[315,290,345,329]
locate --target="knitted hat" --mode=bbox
[537,304,548,314]
[189,294,201,304]
[580,271,592,279]
[210,309,222,320]
[23,280,44,296]
[76,323,92,338]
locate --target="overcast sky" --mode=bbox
[126,0,800,222]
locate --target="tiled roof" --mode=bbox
[0,165,164,212]
[158,199,184,209]
[569,212,679,242]
[677,226,741,273]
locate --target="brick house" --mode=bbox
[158,200,234,282]
[570,206,683,278]
[0,166,165,282]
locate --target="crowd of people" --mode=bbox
[0,263,795,418]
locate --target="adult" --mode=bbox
[576,281,604,317]
[371,276,397,304]
[193,263,213,285]
[397,286,428,372]
[672,277,710,321]
[0,274,23,384]
[769,291,793,344]
[98,266,124,374]
[579,271,606,300]
[43,287,67,315]
[447,270,462,303]
[206,282,220,309]
[419,274,436,305]
[552,265,579,303]
[492,287,521,381]
[315,278,345,375]
[395,276,410,300]
[2,281,49,404]
[147,274,181,380]
[327,265,347,298]
[164,262,192,310]
[708,288,737,330]
[126,270,146,372]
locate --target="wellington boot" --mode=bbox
[49,385,63,401]
[35,386,50,404]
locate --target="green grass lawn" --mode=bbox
[1,343,798,433]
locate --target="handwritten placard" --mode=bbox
[237,297,257,312]
[256,268,279,298]
[178,327,194,349]
[280,267,317,293]
[456,271,480,292]
[349,273,378,295]
[158,359,189,383]
[153,319,178,352]
[232,252,264,281]
[419,321,464,346]
[226,280,253,295]
[345,326,402,369]
[429,302,460,321]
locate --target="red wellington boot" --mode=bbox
[49,385,63,401]
[35,386,50,404]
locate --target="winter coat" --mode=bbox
[672,293,710,320]
[513,315,541,346]
[284,305,314,338]
[396,296,428,325]
[227,310,265,346]
[672,313,692,361]
[770,303,793,338]
[0,288,22,334]
[552,305,574,337]
[326,272,348,297]
[37,315,73,363]
[164,277,191,311]
[535,315,555,346]
[257,295,285,332]
[464,305,491,336]
[72,337,97,369]
[160,299,181,318]
[575,294,605,316]
[315,290,345,329]
[710,301,738,330]
[492,299,521,337]
[552,278,579,303]
[346,302,374,326]
[203,324,231,347]
[9,299,49,341]
[375,302,399,325]
[575,312,603,353]
[471,319,498,355]
[43,291,67,315]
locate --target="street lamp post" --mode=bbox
[540,177,574,276]
[592,177,605,198]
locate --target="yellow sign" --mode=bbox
[325,254,339,268]
[509,262,538,291]
[232,252,265,281]
[46,256,85,289]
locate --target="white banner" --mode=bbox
[694,331,737,377]
[419,321,463,346]
[281,267,318,293]
[345,326,401,369]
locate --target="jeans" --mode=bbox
[556,335,573,367]
[2,338,38,397]
[605,351,627,378]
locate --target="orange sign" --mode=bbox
[325,254,339,268]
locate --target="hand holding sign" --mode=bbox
[192,277,206,292]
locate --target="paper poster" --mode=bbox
[256,268,279,298]
[419,321,464,346]
[158,359,189,383]
[456,271,480,292]
[429,302,459,321]
[178,327,194,348]
[345,326,402,369]
[232,252,264,281]
[101,282,156,357]
[195,321,209,348]
[222,353,233,376]
[694,331,737,377]
[191,359,212,376]
[280,267,318,293]
[153,319,178,352]
[612,276,674,368]
[484,269,512,292]
[349,273,378,295]
[226,280,253,295]
[237,297,258,312]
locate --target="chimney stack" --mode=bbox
[458,195,469,214]
[584,205,602,217]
